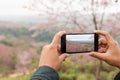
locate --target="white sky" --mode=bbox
[66,34,94,42]
[0,0,120,16]
[0,0,39,16]
[35,0,120,14]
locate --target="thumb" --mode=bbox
[59,54,69,63]
[89,52,106,61]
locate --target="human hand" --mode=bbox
[39,31,69,71]
[89,30,120,68]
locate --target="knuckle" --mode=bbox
[104,31,109,36]
[112,41,118,46]
[49,44,55,49]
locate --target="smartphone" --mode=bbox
[61,33,99,53]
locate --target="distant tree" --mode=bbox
[15,49,38,74]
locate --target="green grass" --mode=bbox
[0,74,31,80]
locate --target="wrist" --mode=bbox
[114,60,120,69]
[117,64,120,69]
[39,64,58,71]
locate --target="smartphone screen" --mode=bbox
[61,33,98,53]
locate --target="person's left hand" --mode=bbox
[39,31,69,71]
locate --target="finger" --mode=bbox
[99,38,108,49]
[51,31,66,47]
[59,54,69,63]
[57,45,62,55]
[89,52,107,61]
[98,48,107,53]
[99,38,107,45]
[94,30,114,45]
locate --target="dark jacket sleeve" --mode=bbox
[114,72,120,80]
[30,66,59,80]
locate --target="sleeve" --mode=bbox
[114,72,120,80]
[30,66,59,80]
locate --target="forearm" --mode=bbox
[30,66,59,80]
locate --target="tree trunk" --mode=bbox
[95,60,103,80]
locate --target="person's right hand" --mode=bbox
[89,30,120,68]
[39,31,69,71]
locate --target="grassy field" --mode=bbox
[0,74,31,80]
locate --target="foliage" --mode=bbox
[0,25,119,79]
[0,27,33,37]
[0,26,119,79]
[58,60,118,80]
[116,36,120,44]
[0,74,31,80]
[1,59,117,80]
[36,46,43,54]
[33,28,59,42]
[0,26,58,43]
[29,58,39,71]
[0,40,13,46]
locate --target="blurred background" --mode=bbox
[0,0,120,80]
